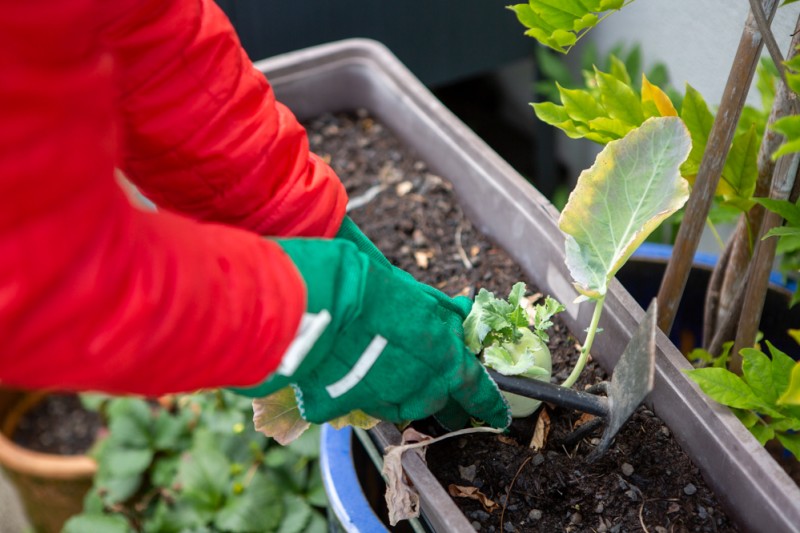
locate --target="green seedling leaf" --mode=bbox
[595,68,644,126]
[749,423,776,446]
[768,341,797,399]
[463,283,530,351]
[772,115,800,159]
[776,432,800,461]
[559,117,691,298]
[777,362,800,406]
[679,84,714,181]
[253,387,311,446]
[741,347,779,404]
[755,198,800,226]
[530,296,566,342]
[720,125,759,210]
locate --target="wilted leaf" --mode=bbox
[559,117,691,298]
[573,412,597,429]
[447,484,500,513]
[252,388,311,446]
[641,74,678,117]
[383,428,432,526]
[328,410,380,431]
[530,409,551,451]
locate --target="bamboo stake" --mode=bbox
[656,0,780,334]
[733,154,800,363]
[706,14,800,359]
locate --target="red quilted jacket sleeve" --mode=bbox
[0,0,336,396]
[99,0,348,238]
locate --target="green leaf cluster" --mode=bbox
[535,58,777,218]
[534,43,671,103]
[687,342,800,460]
[464,282,563,351]
[64,391,327,533]
[508,0,628,53]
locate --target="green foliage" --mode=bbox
[756,197,800,306]
[534,43,673,104]
[508,0,630,54]
[64,391,327,533]
[687,342,800,460]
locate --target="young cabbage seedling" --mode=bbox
[463,282,564,417]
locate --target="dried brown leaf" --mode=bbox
[496,435,518,446]
[573,412,597,429]
[252,387,310,446]
[530,409,551,451]
[382,428,432,526]
[447,484,500,513]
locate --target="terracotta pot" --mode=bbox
[0,389,96,533]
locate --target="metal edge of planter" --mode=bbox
[254,39,800,532]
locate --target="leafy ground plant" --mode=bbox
[63,391,327,533]
[688,341,800,460]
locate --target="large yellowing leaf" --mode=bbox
[559,116,691,298]
[252,387,310,446]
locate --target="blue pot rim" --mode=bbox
[632,242,797,292]
[320,424,390,533]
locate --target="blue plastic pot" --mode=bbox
[621,242,798,356]
[320,425,389,533]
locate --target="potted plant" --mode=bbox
[0,389,97,533]
[58,390,328,532]
[249,36,800,531]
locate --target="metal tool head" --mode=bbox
[488,299,658,460]
[586,299,657,461]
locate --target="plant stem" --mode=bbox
[385,426,504,454]
[562,295,605,389]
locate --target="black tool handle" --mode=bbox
[488,370,609,417]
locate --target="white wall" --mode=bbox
[590,0,800,106]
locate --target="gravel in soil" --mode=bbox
[12,393,101,456]
[305,110,738,532]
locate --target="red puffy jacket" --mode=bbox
[0,0,347,395]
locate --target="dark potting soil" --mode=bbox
[305,110,738,533]
[12,393,101,456]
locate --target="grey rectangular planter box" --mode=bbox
[254,39,800,533]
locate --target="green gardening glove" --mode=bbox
[237,238,510,430]
[336,216,472,318]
